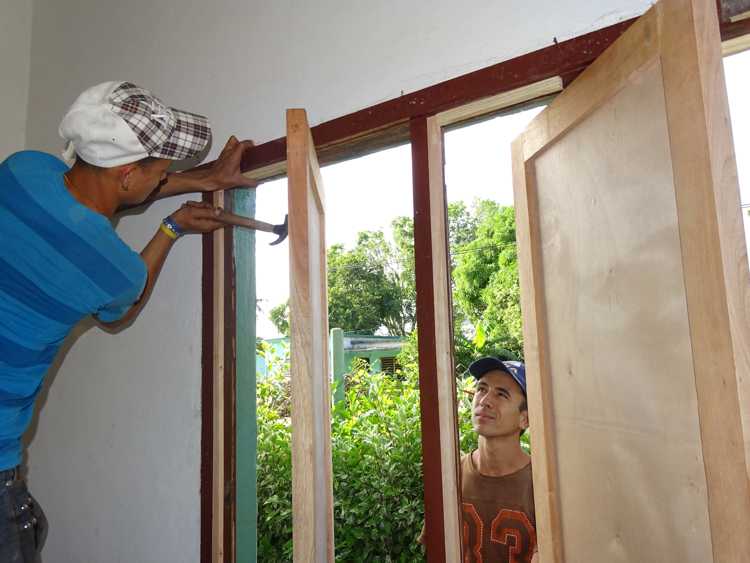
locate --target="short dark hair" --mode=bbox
[136,156,161,167]
[519,397,528,437]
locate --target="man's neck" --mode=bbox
[474,435,530,477]
[64,165,120,219]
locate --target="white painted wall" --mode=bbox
[0,0,33,156]
[23,1,652,561]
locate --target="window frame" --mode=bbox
[201,9,750,562]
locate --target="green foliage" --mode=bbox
[256,343,293,559]
[390,200,523,365]
[332,361,425,561]
[269,302,290,336]
[390,217,417,336]
[327,231,409,336]
[270,230,414,337]
[452,202,524,361]
[447,201,480,263]
[257,347,426,562]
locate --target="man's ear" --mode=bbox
[123,163,139,175]
[118,163,138,189]
[520,409,529,433]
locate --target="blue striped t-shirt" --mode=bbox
[0,151,147,470]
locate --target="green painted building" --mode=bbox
[256,330,404,378]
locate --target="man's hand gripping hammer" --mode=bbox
[217,211,288,245]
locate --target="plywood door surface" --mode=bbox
[512,0,750,562]
[287,108,335,563]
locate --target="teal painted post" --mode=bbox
[234,188,257,562]
[370,356,382,373]
[331,328,346,404]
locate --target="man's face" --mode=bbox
[123,159,171,204]
[471,369,528,438]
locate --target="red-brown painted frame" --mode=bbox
[200,9,748,562]
[202,194,237,562]
[410,116,450,561]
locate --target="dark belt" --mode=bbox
[0,466,20,485]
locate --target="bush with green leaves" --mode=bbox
[256,341,529,561]
[257,348,426,562]
[256,343,293,559]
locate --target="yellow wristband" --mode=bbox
[160,223,178,240]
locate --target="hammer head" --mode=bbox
[270,215,288,246]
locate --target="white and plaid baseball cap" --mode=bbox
[59,81,211,168]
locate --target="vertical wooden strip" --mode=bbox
[288,108,334,563]
[317,158,334,562]
[223,195,237,563]
[410,116,447,563]
[212,190,226,563]
[234,188,258,562]
[425,116,462,562]
[706,0,750,484]
[659,0,750,557]
[201,194,215,563]
[511,142,564,563]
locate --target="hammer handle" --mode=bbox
[217,211,276,233]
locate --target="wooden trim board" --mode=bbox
[511,142,565,562]
[201,201,215,563]
[212,189,227,563]
[434,77,562,128]
[723,31,750,54]
[287,108,335,563]
[660,0,750,503]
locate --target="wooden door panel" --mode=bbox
[533,59,712,562]
[513,1,750,561]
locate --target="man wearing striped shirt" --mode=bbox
[0,81,254,561]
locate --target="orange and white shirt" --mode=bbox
[460,452,536,563]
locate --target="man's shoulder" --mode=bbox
[3,150,66,175]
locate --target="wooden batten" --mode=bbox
[511,140,565,562]
[722,31,750,54]
[287,108,335,563]
[660,0,750,526]
[434,77,562,128]
[212,189,226,563]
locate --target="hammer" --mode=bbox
[218,211,288,245]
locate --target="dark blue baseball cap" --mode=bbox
[468,357,526,397]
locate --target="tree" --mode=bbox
[269,302,289,335]
[269,199,524,363]
[270,230,413,336]
[390,216,417,335]
[327,231,405,335]
[452,202,523,360]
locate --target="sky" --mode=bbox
[255,50,750,339]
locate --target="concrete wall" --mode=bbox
[22,1,652,561]
[0,0,33,156]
